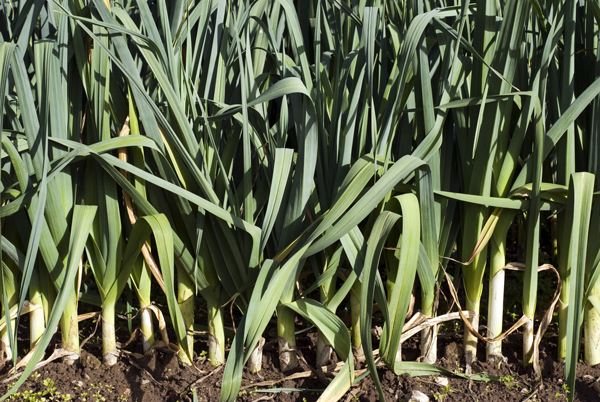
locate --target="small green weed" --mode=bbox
[6,374,126,402]
[500,375,517,390]
[433,383,454,401]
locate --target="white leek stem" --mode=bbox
[277,305,298,372]
[102,304,117,366]
[523,316,534,366]
[61,290,80,364]
[140,307,154,353]
[177,267,194,365]
[247,337,265,373]
[29,286,45,351]
[316,333,333,367]
[1,328,12,361]
[395,342,402,363]
[558,288,569,359]
[420,322,437,364]
[353,344,365,363]
[486,212,512,363]
[207,298,225,366]
[350,280,363,361]
[487,269,505,362]
[557,214,569,359]
[420,298,437,364]
[585,281,600,365]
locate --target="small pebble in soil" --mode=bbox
[405,389,429,402]
[434,376,448,387]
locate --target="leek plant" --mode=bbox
[485,210,514,361]
[453,0,532,367]
[119,111,155,353]
[80,8,125,364]
[78,0,247,366]
[1,33,88,365]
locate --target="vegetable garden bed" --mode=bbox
[3,331,600,402]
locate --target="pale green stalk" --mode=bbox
[558,213,570,359]
[197,228,226,367]
[39,269,55,331]
[277,306,298,371]
[177,265,194,365]
[277,273,299,371]
[585,280,600,365]
[131,254,154,353]
[461,208,487,367]
[127,97,154,353]
[349,280,364,360]
[61,274,82,364]
[315,249,338,366]
[102,301,117,366]
[206,296,225,366]
[28,279,46,350]
[137,270,155,352]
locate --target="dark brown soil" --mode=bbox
[353,332,600,402]
[2,327,600,402]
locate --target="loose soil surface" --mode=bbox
[2,327,600,402]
